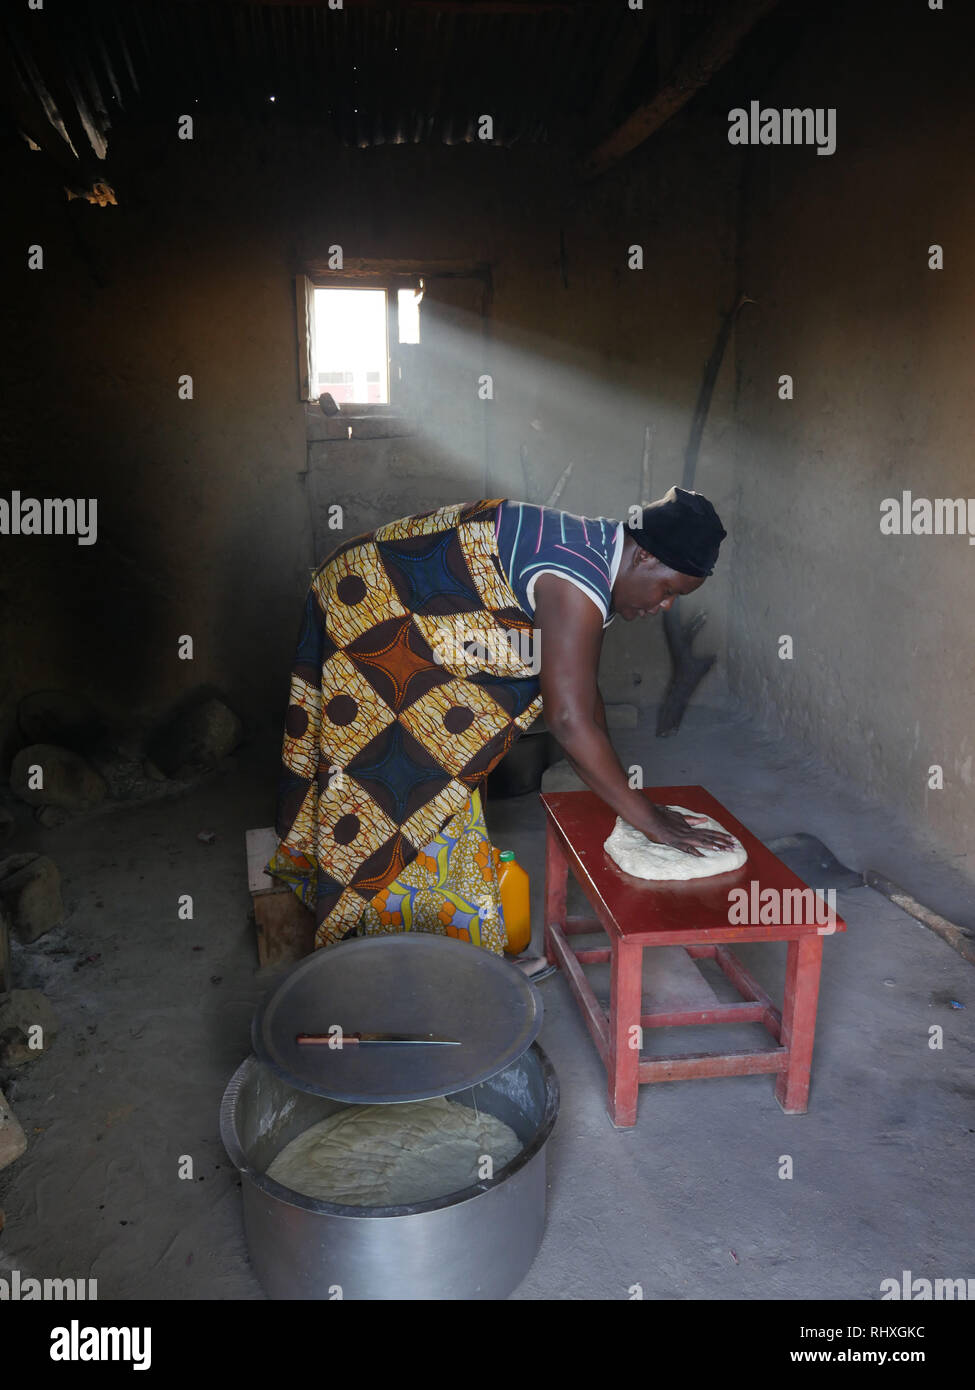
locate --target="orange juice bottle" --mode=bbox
[497,850,531,955]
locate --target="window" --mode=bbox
[314,288,388,404]
[296,276,423,405]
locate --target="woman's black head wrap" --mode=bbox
[627,485,727,578]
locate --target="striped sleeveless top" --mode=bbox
[494,500,624,628]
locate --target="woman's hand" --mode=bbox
[646,805,737,857]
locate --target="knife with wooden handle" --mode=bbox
[296,1032,460,1046]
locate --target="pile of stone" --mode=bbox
[145,694,244,778]
[0,852,64,1174]
[0,1088,25,1176]
[0,852,63,943]
[5,688,244,826]
[0,989,59,1068]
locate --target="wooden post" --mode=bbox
[543,819,568,965]
[775,935,824,1113]
[607,940,643,1127]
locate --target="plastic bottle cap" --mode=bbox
[499,850,515,861]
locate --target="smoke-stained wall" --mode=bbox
[0,109,738,758]
[729,2,975,869]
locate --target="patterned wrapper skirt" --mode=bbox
[267,500,543,952]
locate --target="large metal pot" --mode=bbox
[220,1041,558,1301]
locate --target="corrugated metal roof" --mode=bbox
[2,0,724,175]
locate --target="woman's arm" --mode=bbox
[593,685,608,734]
[532,574,733,855]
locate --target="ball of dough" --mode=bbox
[604,805,747,881]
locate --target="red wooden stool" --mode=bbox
[541,787,847,1128]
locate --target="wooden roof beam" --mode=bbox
[580,0,781,180]
[169,1,594,11]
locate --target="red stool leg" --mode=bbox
[775,934,824,1113]
[607,939,643,1127]
[543,820,568,965]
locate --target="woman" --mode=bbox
[267,487,733,968]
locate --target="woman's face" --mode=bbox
[613,547,704,621]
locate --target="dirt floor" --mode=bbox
[1,695,973,1300]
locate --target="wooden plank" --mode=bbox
[865,870,975,967]
[564,916,603,935]
[580,0,781,178]
[543,819,568,966]
[295,275,314,402]
[714,945,778,1009]
[255,892,316,969]
[715,945,782,1037]
[638,1048,787,1083]
[547,922,609,1064]
[246,827,280,897]
[640,1003,766,1028]
[300,258,491,283]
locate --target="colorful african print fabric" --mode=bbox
[267,500,542,949]
[358,787,506,954]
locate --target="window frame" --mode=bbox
[296,272,422,410]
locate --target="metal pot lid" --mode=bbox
[251,933,543,1104]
